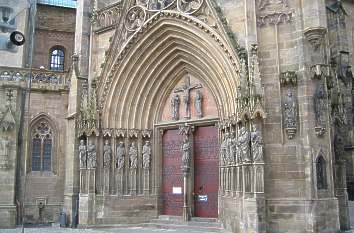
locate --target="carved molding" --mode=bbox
[142,129,152,138]
[115,128,126,138]
[304,27,326,51]
[128,129,139,138]
[280,71,297,86]
[257,0,293,26]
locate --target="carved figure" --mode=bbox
[224,133,232,164]
[229,133,237,164]
[174,76,202,119]
[220,134,228,166]
[314,84,326,126]
[129,142,138,169]
[78,140,87,168]
[238,126,251,162]
[181,138,191,167]
[103,140,112,169]
[125,6,145,31]
[142,141,151,169]
[171,94,180,120]
[284,90,297,128]
[251,126,264,162]
[87,141,97,169]
[194,90,203,118]
[116,142,125,170]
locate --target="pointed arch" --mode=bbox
[316,154,327,190]
[100,14,241,129]
[28,113,59,174]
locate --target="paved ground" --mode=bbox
[0,226,222,233]
[1,226,354,233]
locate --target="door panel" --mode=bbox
[194,126,219,218]
[162,129,183,216]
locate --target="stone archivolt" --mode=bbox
[99,18,241,130]
[97,0,245,128]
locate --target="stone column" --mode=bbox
[79,168,96,225]
[178,124,193,221]
[335,161,350,230]
[80,168,87,194]
[130,168,137,195]
[63,0,91,223]
[182,166,190,222]
[103,168,110,195]
[143,168,150,195]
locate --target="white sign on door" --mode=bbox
[172,187,182,194]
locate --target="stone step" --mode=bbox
[141,222,223,232]
[150,219,221,228]
[142,215,224,232]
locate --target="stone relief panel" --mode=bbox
[256,0,293,26]
[161,74,218,121]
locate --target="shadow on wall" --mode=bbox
[350,201,354,228]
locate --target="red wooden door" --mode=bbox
[162,129,183,215]
[194,126,219,218]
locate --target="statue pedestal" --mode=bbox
[80,168,87,194]
[129,169,137,195]
[79,168,96,226]
[225,167,231,196]
[103,168,110,195]
[143,169,150,195]
[219,166,225,196]
[116,169,124,196]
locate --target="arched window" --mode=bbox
[31,120,53,171]
[316,155,327,190]
[49,47,65,71]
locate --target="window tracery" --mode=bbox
[31,120,53,172]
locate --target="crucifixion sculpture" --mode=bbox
[174,75,202,119]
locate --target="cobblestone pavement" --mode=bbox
[1,227,354,233]
[0,226,222,233]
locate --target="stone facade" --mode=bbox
[1,0,354,233]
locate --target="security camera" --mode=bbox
[9,30,25,46]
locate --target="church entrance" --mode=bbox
[159,73,220,219]
[161,125,219,218]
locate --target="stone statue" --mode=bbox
[314,84,326,126]
[238,126,251,162]
[129,142,138,169]
[284,90,297,128]
[195,90,203,118]
[224,133,232,164]
[251,126,264,162]
[220,134,228,166]
[103,140,112,169]
[116,142,125,170]
[142,141,151,169]
[78,140,87,168]
[229,133,237,164]
[87,141,97,169]
[171,94,180,120]
[181,138,191,167]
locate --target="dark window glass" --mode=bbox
[50,49,65,71]
[43,138,52,171]
[32,138,41,171]
[316,156,327,190]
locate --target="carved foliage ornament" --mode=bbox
[0,89,16,132]
[124,0,205,34]
[257,0,293,26]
